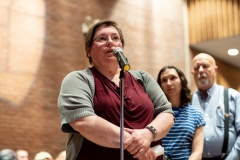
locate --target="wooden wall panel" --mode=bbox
[206,0,213,40]
[222,0,228,37]
[201,1,208,41]
[188,1,197,43]
[228,0,234,35]
[216,0,224,38]
[187,0,240,44]
[233,0,240,34]
[211,0,218,39]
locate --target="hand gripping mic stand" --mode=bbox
[119,69,164,159]
[118,60,164,159]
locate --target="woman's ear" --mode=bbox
[87,51,91,57]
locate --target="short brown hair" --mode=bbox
[85,20,125,64]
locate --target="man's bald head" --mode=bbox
[193,53,216,66]
[191,53,218,92]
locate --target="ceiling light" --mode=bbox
[228,49,239,56]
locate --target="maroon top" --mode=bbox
[77,67,162,160]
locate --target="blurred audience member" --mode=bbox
[34,151,53,160]
[16,150,28,160]
[0,149,17,160]
[55,151,66,160]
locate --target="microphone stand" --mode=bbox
[119,69,125,160]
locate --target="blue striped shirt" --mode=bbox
[162,104,205,160]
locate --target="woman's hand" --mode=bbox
[124,128,153,157]
[135,147,157,160]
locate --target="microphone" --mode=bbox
[113,47,130,71]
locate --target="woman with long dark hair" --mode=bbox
[157,66,205,160]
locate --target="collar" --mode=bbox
[197,83,217,100]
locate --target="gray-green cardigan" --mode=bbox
[57,68,173,160]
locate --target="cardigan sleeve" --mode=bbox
[57,68,96,133]
[129,70,173,117]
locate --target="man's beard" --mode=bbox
[197,73,209,87]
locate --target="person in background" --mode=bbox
[55,151,66,160]
[57,20,174,160]
[34,151,53,160]
[16,150,28,160]
[0,149,17,160]
[157,66,205,160]
[191,53,240,160]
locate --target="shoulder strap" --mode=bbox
[221,88,229,157]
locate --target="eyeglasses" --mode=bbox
[93,35,121,44]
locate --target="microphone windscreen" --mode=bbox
[113,47,123,55]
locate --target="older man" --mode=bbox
[16,150,28,160]
[191,53,240,160]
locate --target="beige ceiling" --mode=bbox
[190,36,240,69]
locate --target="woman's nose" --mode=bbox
[167,80,172,85]
[106,39,114,46]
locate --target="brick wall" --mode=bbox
[0,0,186,159]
